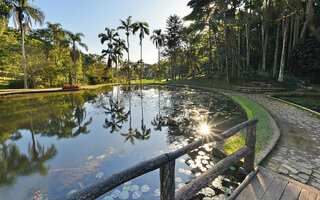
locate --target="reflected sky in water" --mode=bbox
[0,85,247,200]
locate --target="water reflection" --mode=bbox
[0,85,247,199]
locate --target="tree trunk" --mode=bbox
[209,25,213,65]
[158,47,161,80]
[293,14,300,46]
[273,21,281,78]
[278,18,289,82]
[238,27,241,78]
[300,0,314,41]
[68,63,72,85]
[246,23,250,69]
[73,42,77,84]
[261,21,268,71]
[21,27,27,89]
[127,34,131,84]
[287,14,294,71]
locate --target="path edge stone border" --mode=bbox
[167,83,281,165]
[267,95,320,118]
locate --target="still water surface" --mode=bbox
[0,85,247,200]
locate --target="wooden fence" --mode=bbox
[62,118,258,200]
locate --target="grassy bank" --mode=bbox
[222,95,274,154]
[276,95,320,113]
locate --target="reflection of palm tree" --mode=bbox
[74,95,93,135]
[120,86,137,144]
[135,86,151,141]
[103,97,129,133]
[28,109,57,176]
[151,88,165,131]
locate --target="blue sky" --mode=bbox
[10,0,191,64]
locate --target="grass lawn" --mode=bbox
[222,95,274,154]
[276,95,320,113]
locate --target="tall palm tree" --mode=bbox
[150,29,165,80]
[133,21,150,63]
[101,46,121,69]
[5,0,45,89]
[118,16,136,83]
[113,37,128,78]
[66,31,88,84]
[98,27,119,47]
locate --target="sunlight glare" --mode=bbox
[198,123,211,135]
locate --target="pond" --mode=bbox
[0,85,247,200]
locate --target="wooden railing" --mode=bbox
[62,119,258,200]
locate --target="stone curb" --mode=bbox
[267,95,320,118]
[167,83,281,165]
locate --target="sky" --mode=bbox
[9,0,192,64]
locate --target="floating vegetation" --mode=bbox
[175,177,182,183]
[140,185,150,193]
[87,156,94,160]
[96,154,106,160]
[130,185,139,192]
[111,189,121,198]
[178,183,186,189]
[67,189,78,196]
[132,191,142,199]
[119,191,129,200]
[95,172,104,178]
[153,189,160,196]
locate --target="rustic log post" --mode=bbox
[244,124,257,173]
[160,160,175,200]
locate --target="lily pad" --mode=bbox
[119,191,129,200]
[67,189,78,196]
[122,185,130,191]
[124,181,131,187]
[111,189,121,198]
[102,196,114,200]
[130,185,139,192]
[175,177,182,183]
[141,185,150,192]
[154,189,160,196]
[178,183,186,189]
[132,191,142,199]
[95,172,104,178]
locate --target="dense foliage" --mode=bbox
[0,0,319,89]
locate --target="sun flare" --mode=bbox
[198,123,211,135]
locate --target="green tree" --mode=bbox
[133,21,150,68]
[117,16,136,83]
[150,29,165,80]
[66,31,88,84]
[4,0,45,89]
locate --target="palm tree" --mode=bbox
[150,29,165,80]
[101,45,121,69]
[113,38,128,78]
[133,21,150,64]
[66,31,88,84]
[118,16,136,83]
[98,27,119,47]
[5,0,45,89]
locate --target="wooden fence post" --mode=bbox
[244,124,257,173]
[160,160,175,200]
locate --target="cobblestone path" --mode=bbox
[246,94,320,189]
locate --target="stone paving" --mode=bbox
[246,94,320,190]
